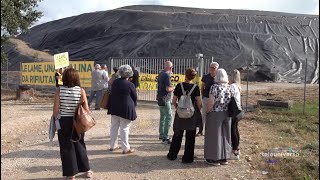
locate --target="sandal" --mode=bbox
[109,146,120,151]
[85,170,93,178]
[122,148,135,154]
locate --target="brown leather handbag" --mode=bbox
[71,89,96,142]
[99,90,110,109]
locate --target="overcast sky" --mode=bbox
[34,0,319,25]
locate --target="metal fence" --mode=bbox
[1,71,20,90]
[1,71,57,96]
[1,56,315,114]
[107,56,214,102]
[1,56,216,102]
[107,56,216,76]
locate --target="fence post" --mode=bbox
[303,58,308,115]
[6,58,9,89]
[195,53,204,76]
[200,56,204,78]
[111,58,114,74]
[19,62,22,85]
[246,64,249,112]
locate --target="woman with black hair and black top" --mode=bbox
[53,68,93,179]
[167,68,202,163]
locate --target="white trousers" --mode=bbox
[109,115,132,151]
[202,97,209,133]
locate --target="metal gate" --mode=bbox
[107,56,214,102]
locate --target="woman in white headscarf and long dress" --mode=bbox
[204,68,233,166]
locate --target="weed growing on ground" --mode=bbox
[251,98,319,180]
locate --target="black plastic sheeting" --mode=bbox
[6,5,319,83]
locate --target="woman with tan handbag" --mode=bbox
[53,68,93,180]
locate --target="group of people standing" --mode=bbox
[52,61,242,179]
[156,61,242,165]
[87,64,109,110]
[84,64,139,110]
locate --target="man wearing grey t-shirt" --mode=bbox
[88,64,105,110]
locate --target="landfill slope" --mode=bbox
[6,5,319,83]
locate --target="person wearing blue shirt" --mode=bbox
[156,61,174,144]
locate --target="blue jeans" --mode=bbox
[159,101,172,139]
[88,90,102,109]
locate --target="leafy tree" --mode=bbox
[1,0,43,66]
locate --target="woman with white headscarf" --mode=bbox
[204,68,233,166]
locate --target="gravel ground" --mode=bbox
[3,82,316,180]
[1,101,266,180]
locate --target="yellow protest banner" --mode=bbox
[136,73,201,90]
[54,52,69,69]
[21,61,94,87]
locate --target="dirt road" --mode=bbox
[1,100,266,180]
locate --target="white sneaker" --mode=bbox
[229,154,240,160]
[228,150,240,160]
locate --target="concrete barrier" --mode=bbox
[257,99,293,108]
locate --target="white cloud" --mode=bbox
[312,0,319,15]
[34,0,319,25]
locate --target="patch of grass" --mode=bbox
[8,38,53,61]
[301,143,319,151]
[252,98,319,180]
